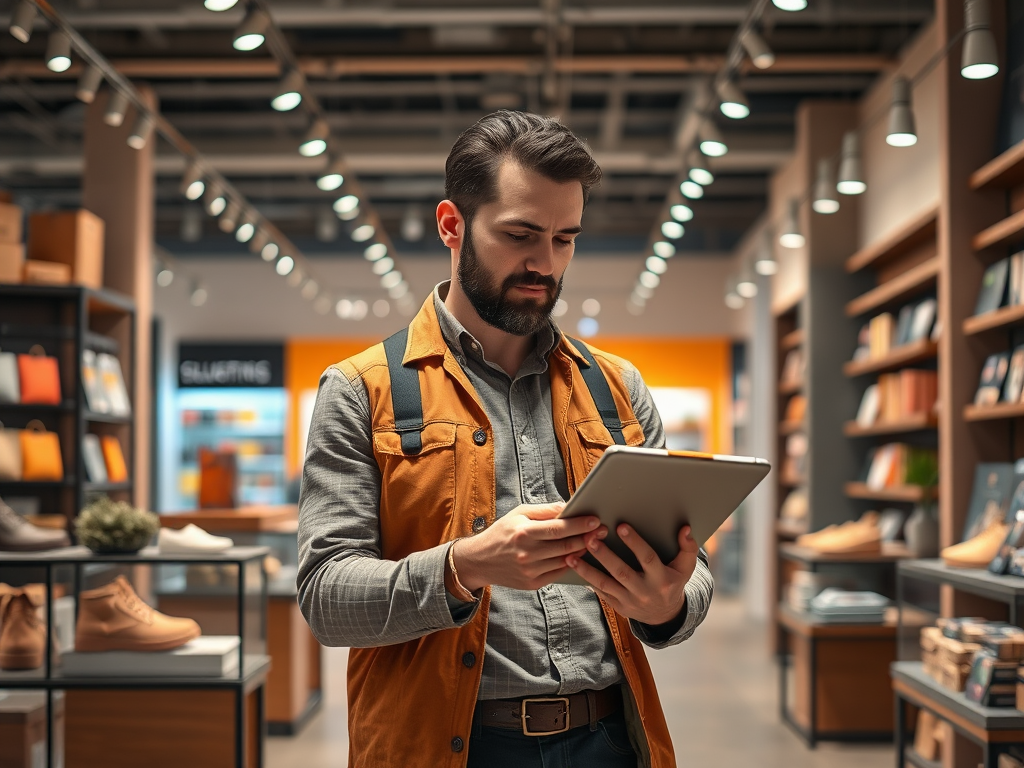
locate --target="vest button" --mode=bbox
[472,429,487,446]
[451,737,464,753]
[472,516,487,534]
[462,652,476,668]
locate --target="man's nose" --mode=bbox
[525,241,556,275]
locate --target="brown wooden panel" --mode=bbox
[159,505,297,532]
[846,207,939,274]
[156,595,239,636]
[815,637,895,733]
[877,240,939,285]
[266,598,311,723]
[792,632,811,730]
[308,629,322,693]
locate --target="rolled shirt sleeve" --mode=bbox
[296,367,479,648]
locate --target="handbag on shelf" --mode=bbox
[0,350,19,404]
[20,420,63,481]
[0,421,22,481]
[18,345,62,405]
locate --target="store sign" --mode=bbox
[178,343,284,388]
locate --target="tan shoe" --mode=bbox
[0,590,45,670]
[812,523,882,554]
[75,575,200,653]
[796,525,838,548]
[942,522,1010,569]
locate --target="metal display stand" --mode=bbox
[0,545,271,768]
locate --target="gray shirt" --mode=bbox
[297,282,714,700]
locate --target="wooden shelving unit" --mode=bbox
[779,420,805,436]
[963,304,1024,335]
[845,207,939,274]
[963,402,1024,422]
[845,257,940,318]
[781,328,805,351]
[843,413,939,437]
[972,208,1024,252]
[843,339,939,377]
[779,379,803,395]
[844,482,933,503]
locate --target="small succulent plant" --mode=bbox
[75,496,159,554]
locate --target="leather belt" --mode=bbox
[475,687,622,736]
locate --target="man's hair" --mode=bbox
[444,110,602,225]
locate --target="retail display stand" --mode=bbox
[0,284,136,525]
[0,545,270,768]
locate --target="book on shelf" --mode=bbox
[856,384,881,427]
[101,435,128,483]
[853,299,938,363]
[974,258,1010,316]
[1005,345,1024,403]
[857,370,937,426]
[97,353,131,417]
[784,394,806,424]
[863,443,938,491]
[780,349,804,388]
[869,312,894,359]
[975,352,1011,406]
[1010,252,1024,307]
[82,434,107,483]
[910,299,937,343]
[962,462,1015,542]
[81,350,109,413]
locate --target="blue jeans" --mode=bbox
[467,707,639,768]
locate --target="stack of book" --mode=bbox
[780,349,804,389]
[853,298,938,362]
[808,588,888,624]
[921,618,1024,705]
[862,443,939,490]
[856,370,938,427]
[974,251,1024,317]
[975,345,1024,407]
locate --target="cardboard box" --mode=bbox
[27,209,104,289]
[0,242,24,284]
[23,259,71,285]
[0,202,22,243]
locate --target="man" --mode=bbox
[298,110,714,768]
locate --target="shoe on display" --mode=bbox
[0,499,70,551]
[942,521,1011,569]
[158,524,233,554]
[808,515,883,555]
[0,589,45,670]
[75,575,201,653]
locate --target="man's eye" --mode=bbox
[557,238,574,247]
[507,233,530,242]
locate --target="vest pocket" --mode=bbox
[573,419,646,473]
[372,421,458,456]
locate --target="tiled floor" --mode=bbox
[267,596,895,767]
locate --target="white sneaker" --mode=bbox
[158,524,234,554]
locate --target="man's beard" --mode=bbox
[457,221,563,337]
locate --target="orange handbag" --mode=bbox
[20,420,63,481]
[18,346,62,405]
[101,435,128,483]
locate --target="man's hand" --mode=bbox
[453,503,607,592]
[566,524,700,626]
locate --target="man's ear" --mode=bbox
[436,200,464,251]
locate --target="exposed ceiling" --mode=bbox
[0,0,932,261]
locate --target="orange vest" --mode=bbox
[334,296,676,768]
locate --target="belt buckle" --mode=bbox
[521,697,570,736]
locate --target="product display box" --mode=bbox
[27,209,104,289]
[22,259,71,285]
[0,202,23,244]
[62,635,241,678]
[0,242,24,284]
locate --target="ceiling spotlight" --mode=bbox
[754,231,778,276]
[333,194,360,220]
[886,77,918,147]
[9,0,36,44]
[639,271,661,289]
[190,282,209,307]
[661,221,685,240]
[836,131,866,195]
[680,180,704,200]
[181,206,203,243]
[373,299,391,318]
[670,203,694,222]
[275,255,295,276]
[371,256,394,276]
[317,157,345,192]
[388,281,410,299]
[552,298,568,317]
[76,65,104,104]
[299,119,329,157]
[779,199,805,248]
[126,113,154,150]
[104,90,130,127]
[364,243,388,261]
[401,205,425,242]
[381,271,403,290]
[577,317,599,338]
[737,267,758,299]
[724,276,745,310]
[235,214,256,243]
[271,69,304,112]
[45,31,72,73]
[233,8,269,51]
[180,161,205,201]
[699,121,728,157]
[351,223,376,243]
[335,299,354,319]
[261,242,279,262]
[205,0,239,9]
[812,159,840,214]
[315,208,339,242]
[739,28,775,70]
[962,0,999,80]
[204,181,226,216]
[716,79,750,120]
[582,298,601,317]
[646,256,668,275]
[156,266,174,287]
[653,241,676,259]
[688,150,714,186]
[218,200,241,233]
[772,0,807,10]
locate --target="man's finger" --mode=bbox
[669,526,700,572]
[581,539,641,592]
[528,515,602,540]
[515,502,567,520]
[566,554,632,603]
[616,524,663,575]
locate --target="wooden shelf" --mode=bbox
[846,208,939,274]
[843,339,939,377]
[845,257,940,318]
[970,137,1024,191]
[963,303,1024,335]
[843,413,938,437]
[780,541,916,565]
[778,604,902,639]
[963,402,1024,422]
[781,329,804,351]
[844,482,933,503]
[779,420,804,436]
[972,208,1024,251]
[779,379,803,395]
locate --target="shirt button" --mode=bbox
[470,342,479,351]
[462,652,476,668]
[520,433,529,444]
[451,737,464,753]
[473,429,487,446]
[472,516,487,533]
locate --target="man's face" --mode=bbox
[455,162,583,336]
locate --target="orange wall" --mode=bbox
[285,336,733,474]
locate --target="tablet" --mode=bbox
[555,446,770,586]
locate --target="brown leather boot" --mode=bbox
[0,590,45,670]
[75,575,200,653]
